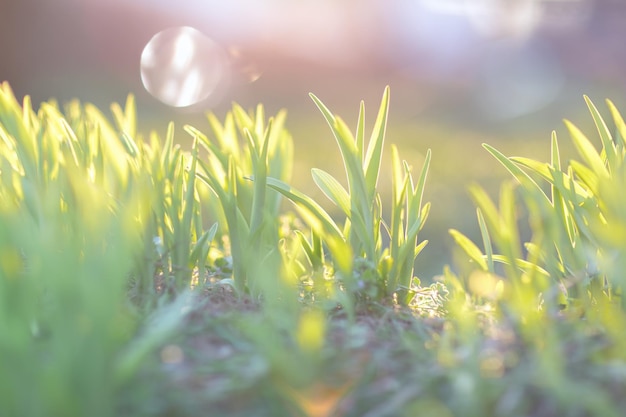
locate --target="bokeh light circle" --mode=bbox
[140,26,226,107]
[474,41,564,120]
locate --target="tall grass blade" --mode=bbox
[606,99,626,148]
[564,119,608,178]
[311,168,351,216]
[477,208,494,273]
[449,229,488,270]
[584,95,617,171]
[363,86,390,197]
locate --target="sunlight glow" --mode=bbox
[468,271,505,299]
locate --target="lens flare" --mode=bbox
[228,46,262,84]
[140,26,227,107]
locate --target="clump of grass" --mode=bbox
[450,96,626,316]
[0,83,147,416]
[447,96,626,417]
[268,87,431,307]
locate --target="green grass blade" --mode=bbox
[266,177,352,273]
[414,239,428,259]
[110,94,137,139]
[499,179,523,261]
[490,255,550,277]
[483,143,550,204]
[395,238,428,288]
[311,168,350,217]
[232,103,255,137]
[161,122,175,167]
[248,121,272,237]
[266,177,343,238]
[184,124,230,171]
[509,157,552,182]
[564,119,608,178]
[120,131,139,158]
[189,222,218,268]
[469,184,501,236]
[309,92,337,130]
[309,94,362,192]
[550,131,562,207]
[363,86,390,197]
[449,229,488,270]
[59,118,80,167]
[0,83,33,166]
[551,131,561,170]
[390,145,408,248]
[409,149,431,218]
[584,95,617,172]
[570,160,599,195]
[419,202,431,231]
[477,208,494,273]
[180,143,199,268]
[295,230,324,270]
[254,103,265,139]
[334,115,370,192]
[606,99,626,148]
[356,101,365,162]
[334,115,376,257]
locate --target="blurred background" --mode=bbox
[2,0,626,279]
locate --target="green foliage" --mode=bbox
[450,96,626,320]
[4,78,626,417]
[0,83,142,417]
[268,87,431,305]
[0,82,215,417]
[186,104,293,295]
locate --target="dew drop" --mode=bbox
[140,26,227,107]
